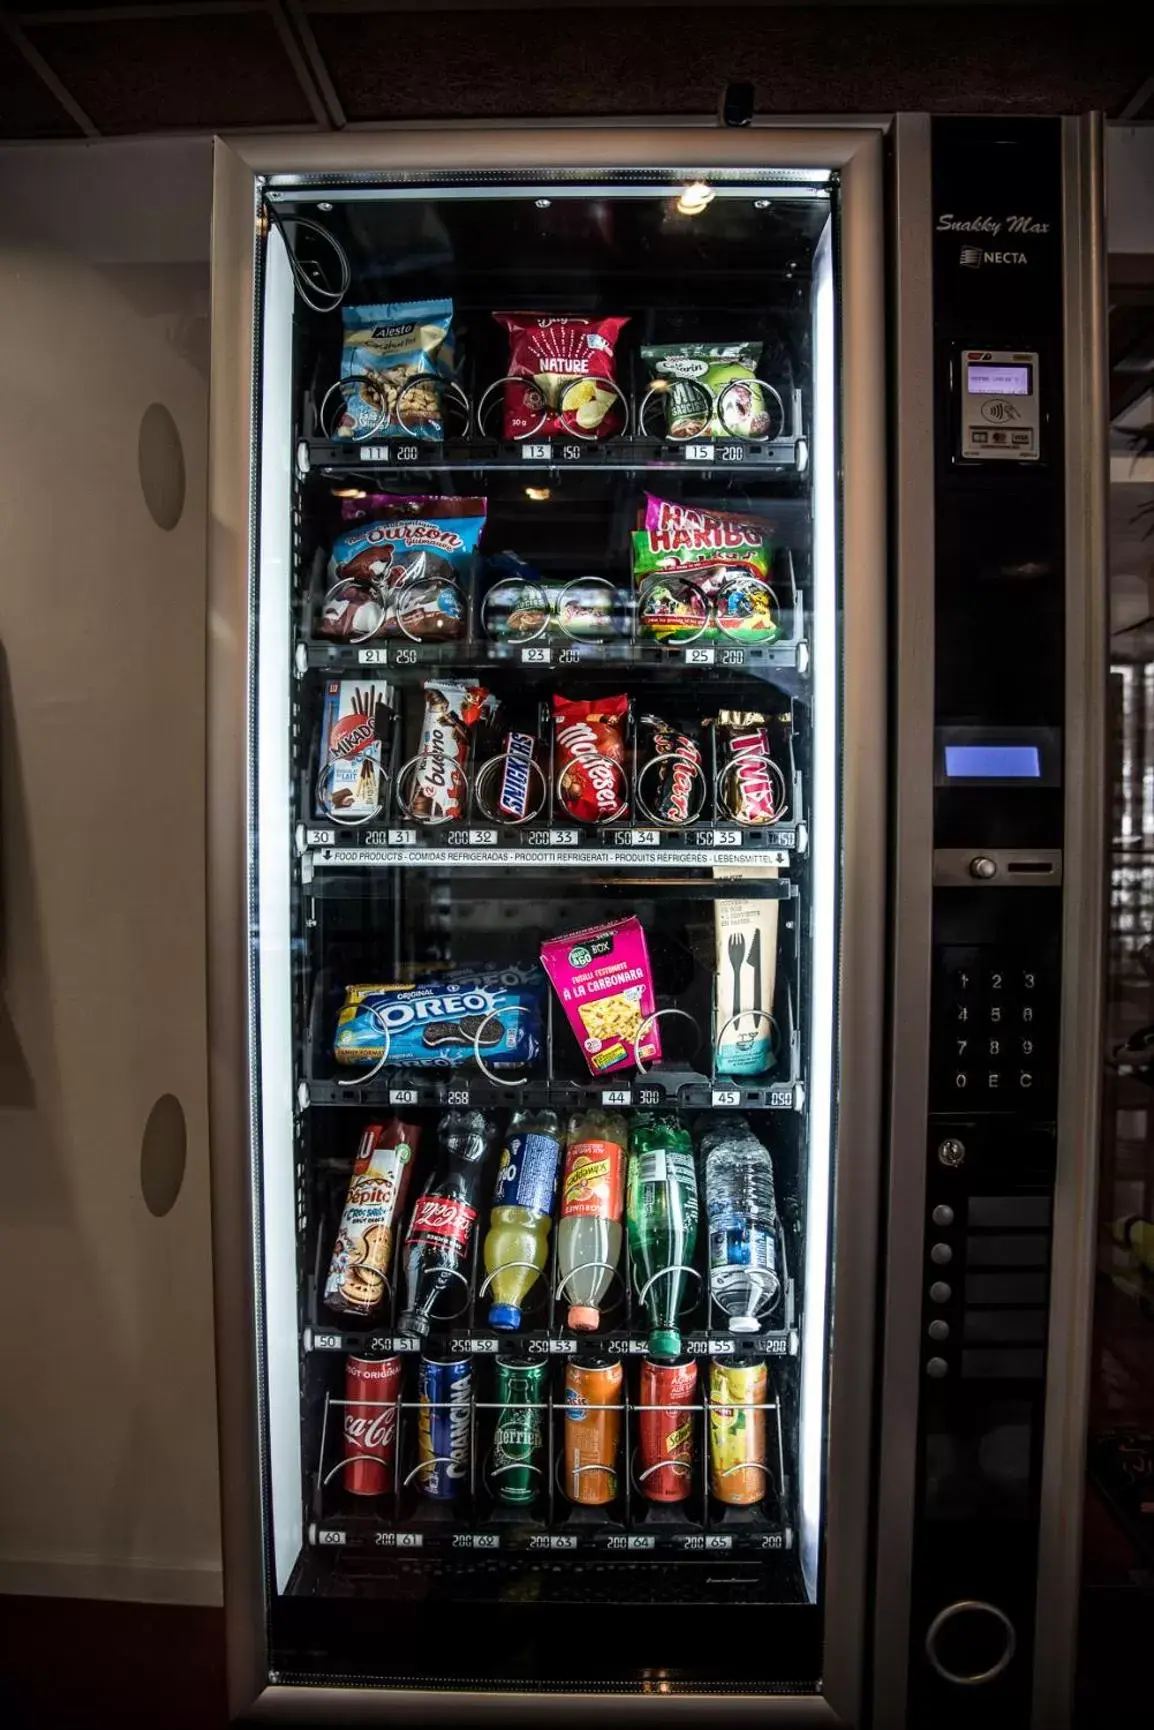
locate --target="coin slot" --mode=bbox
[1005,860,1054,875]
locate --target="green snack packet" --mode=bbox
[642,341,771,440]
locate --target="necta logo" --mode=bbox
[960,246,1028,269]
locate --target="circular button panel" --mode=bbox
[938,1138,966,1168]
[926,1357,948,1379]
[929,1281,952,1303]
[930,1242,953,1266]
[928,1320,950,1342]
[926,1600,1017,1686]
[932,1204,955,1227]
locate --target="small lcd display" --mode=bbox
[944,744,1041,779]
[967,363,1032,397]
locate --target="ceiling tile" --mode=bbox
[310,7,1154,122]
[0,35,82,138]
[23,14,318,134]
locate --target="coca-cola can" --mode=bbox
[638,1356,698,1503]
[342,1354,403,1496]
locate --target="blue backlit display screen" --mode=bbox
[943,743,1042,780]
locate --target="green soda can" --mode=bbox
[492,1355,549,1506]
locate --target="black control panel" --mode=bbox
[909,117,1066,1725]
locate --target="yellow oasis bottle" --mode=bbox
[484,1109,562,1330]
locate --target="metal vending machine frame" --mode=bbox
[205,114,1105,1725]
[874,115,1106,1730]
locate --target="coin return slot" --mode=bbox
[1004,860,1055,876]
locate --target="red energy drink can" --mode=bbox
[638,1357,697,1502]
[342,1355,403,1495]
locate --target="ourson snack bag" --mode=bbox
[321,496,486,643]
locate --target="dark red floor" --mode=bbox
[0,1597,228,1730]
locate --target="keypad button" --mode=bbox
[1019,1070,1034,1089]
[953,1072,969,1091]
[928,1319,950,1342]
[987,1038,1001,1057]
[932,1205,955,1227]
[989,1005,1003,1024]
[955,1038,970,1060]
[954,1004,970,1024]
[929,1281,952,1303]
[987,970,1005,994]
[1021,1005,1035,1024]
[930,1242,953,1265]
[987,1071,1002,1091]
[1020,1038,1034,1057]
[954,969,973,992]
[1021,970,1036,991]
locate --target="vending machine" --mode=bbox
[207,116,1104,1724]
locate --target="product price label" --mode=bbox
[390,1089,420,1106]
[549,829,580,846]
[373,1531,423,1548]
[708,1339,736,1355]
[306,828,336,847]
[446,1088,470,1107]
[521,646,551,665]
[453,1533,500,1550]
[705,1534,733,1550]
[707,830,742,848]
[357,648,388,666]
[317,1528,346,1546]
[548,1339,577,1355]
[711,1089,742,1107]
[387,829,416,846]
[615,830,659,847]
[358,445,390,464]
[769,1087,795,1110]
[684,443,715,462]
[521,443,552,462]
[528,1534,577,1550]
[601,1090,631,1107]
[685,647,715,666]
[469,829,498,846]
[312,1332,342,1352]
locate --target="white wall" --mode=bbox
[0,137,221,1606]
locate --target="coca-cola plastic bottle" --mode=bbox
[399,1111,497,1337]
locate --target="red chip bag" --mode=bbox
[553,692,629,824]
[493,313,629,440]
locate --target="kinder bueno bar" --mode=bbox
[334,970,545,1070]
[714,711,783,826]
[541,916,661,1076]
[409,679,488,823]
[553,692,628,825]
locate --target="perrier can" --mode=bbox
[492,1355,548,1506]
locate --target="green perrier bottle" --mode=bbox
[626,1114,699,1357]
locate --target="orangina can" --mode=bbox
[563,1356,623,1505]
[708,1358,768,1506]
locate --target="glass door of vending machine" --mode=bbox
[207,127,886,1721]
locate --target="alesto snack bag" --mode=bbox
[335,299,454,440]
[541,916,661,1075]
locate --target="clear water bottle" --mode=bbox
[700,1116,780,1331]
